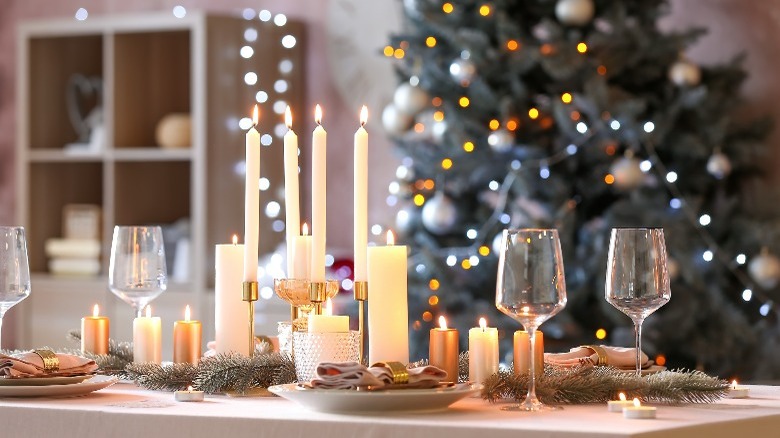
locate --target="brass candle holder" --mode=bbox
[353,281,368,364]
[242,281,258,357]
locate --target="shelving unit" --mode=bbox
[13,12,305,353]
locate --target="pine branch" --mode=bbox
[125,363,197,392]
[67,330,133,374]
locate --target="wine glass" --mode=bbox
[0,226,31,349]
[109,226,167,317]
[496,229,567,411]
[605,228,671,376]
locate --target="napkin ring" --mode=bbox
[372,361,409,384]
[581,345,608,366]
[33,349,60,372]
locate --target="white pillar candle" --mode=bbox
[311,104,327,282]
[607,393,634,412]
[133,306,161,364]
[292,223,312,281]
[243,105,261,282]
[353,106,368,282]
[283,106,300,278]
[367,230,409,365]
[623,398,657,419]
[308,314,349,333]
[468,317,498,384]
[215,236,251,356]
[727,380,750,398]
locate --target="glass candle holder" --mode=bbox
[293,331,361,383]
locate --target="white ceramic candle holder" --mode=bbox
[293,331,361,383]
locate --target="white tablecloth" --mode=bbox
[1,383,778,437]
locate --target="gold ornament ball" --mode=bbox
[610,156,644,190]
[393,83,429,115]
[748,251,780,290]
[555,0,595,26]
[706,151,732,179]
[669,60,701,87]
[382,103,414,135]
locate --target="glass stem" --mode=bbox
[0,315,4,350]
[527,325,539,401]
[633,319,643,377]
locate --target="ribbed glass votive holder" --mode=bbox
[293,331,361,383]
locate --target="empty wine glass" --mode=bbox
[109,226,167,317]
[496,229,567,411]
[0,226,31,349]
[605,228,671,376]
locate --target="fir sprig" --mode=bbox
[67,330,133,374]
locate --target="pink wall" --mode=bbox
[0,0,778,248]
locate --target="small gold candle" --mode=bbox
[173,305,202,364]
[81,304,109,355]
[513,330,544,376]
[429,316,459,383]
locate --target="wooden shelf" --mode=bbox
[112,148,193,162]
[28,149,105,162]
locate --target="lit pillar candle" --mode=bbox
[173,305,202,364]
[133,306,161,364]
[311,104,327,282]
[292,223,312,280]
[430,316,459,383]
[308,299,349,333]
[283,106,300,278]
[623,398,657,419]
[514,330,544,376]
[353,106,368,282]
[215,235,251,356]
[468,317,498,384]
[367,230,409,364]
[244,105,260,282]
[81,304,109,355]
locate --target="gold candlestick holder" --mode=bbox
[242,281,258,357]
[353,281,368,364]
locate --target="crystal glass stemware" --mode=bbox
[496,228,567,411]
[109,226,168,317]
[605,228,671,376]
[0,226,31,349]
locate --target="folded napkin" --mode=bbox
[310,361,448,390]
[544,346,651,369]
[0,351,97,378]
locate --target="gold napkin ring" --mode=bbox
[371,361,409,384]
[581,345,608,366]
[33,349,60,373]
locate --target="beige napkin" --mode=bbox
[0,352,97,378]
[310,362,448,390]
[544,346,652,369]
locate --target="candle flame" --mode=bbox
[187,385,193,391]
[633,398,641,408]
[185,305,191,322]
[302,223,309,236]
[92,304,100,318]
[232,234,238,245]
[439,315,447,330]
[145,306,152,318]
[252,105,259,126]
[619,392,626,401]
[360,105,368,126]
[315,104,323,125]
[387,230,395,246]
[479,317,487,331]
[285,105,292,129]
[732,380,738,389]
[325,298,333,316]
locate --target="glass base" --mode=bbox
[501,403,562,412]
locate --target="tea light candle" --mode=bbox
[308,299,349,333]
[174,385,204,402]
[607,392,634,412]
[623,398,656,419]
[133,306,161,364]
[81,304,109,355]
[430,316,459,383]
[173,305,202,364]
[513,330,544,376]
[468,317,498,384]
[727,380,749,398]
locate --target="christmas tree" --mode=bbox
[382,0,779,379]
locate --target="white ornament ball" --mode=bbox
[393,83,429,115]
[395,205,417,234]
[555,0,595,26]
[421,192,458,235]
[381,104,413,135]
[450,58,477,85]
[488,129,514,153]
[706,151,732,179]
[431,120,448,143]
[749,251,780,289]
[610,156,644,190]
[669,60,701,87]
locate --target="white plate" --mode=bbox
[0,375,118,398]
[0,375,92,386]
[268,383,481,414]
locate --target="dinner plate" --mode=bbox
[0,375,118,398]
[268,382,481,414]
[0,375,92,387]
